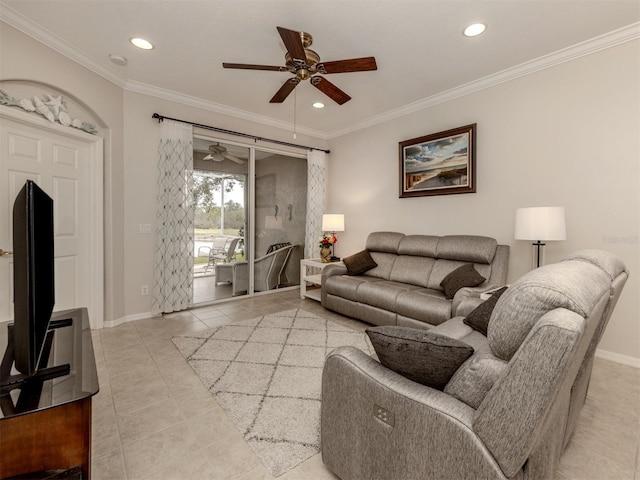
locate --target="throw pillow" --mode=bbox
[440,264,486,299]
[266,242,291,254]
[463,286,508,336]
[343,249,377,276]
[365,326,474,390]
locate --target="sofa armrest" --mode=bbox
[321,263,348,281]
[452,284,501,317]
[322,346,510,480]
[320,264,348,304]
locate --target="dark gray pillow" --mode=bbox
[266,242,291,254]
[343,249,377,276]
[463,286,508,336]
[365,326,474,390]
[440,264,486,299]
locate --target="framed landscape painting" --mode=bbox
[399,123,476,198]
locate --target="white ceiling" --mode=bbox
[2,1,638,138]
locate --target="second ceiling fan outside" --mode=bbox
[222,26,377,105]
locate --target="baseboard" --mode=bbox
[103,311,160,328]
[595,348,640,368]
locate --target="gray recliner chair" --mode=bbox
[321,250,628,480]
[215,244,295,296]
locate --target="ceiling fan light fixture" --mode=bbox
[130,37,154,50]
[463,23,486,37]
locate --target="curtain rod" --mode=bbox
[152,113,330,154]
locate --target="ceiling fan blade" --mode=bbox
[270,78,300,103]
[311,77,351,105]
[224,154,246,165]
[223,63,287,72]
[317,56,378,74]
[277,26,306,63]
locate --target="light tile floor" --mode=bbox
[91,290,640,480]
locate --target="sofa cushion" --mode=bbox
[324,275,382,302]
[396,289,453,326]
[436,235,498,264]
[389,255,435,288]
[343,249,377,276]
[366,231,405,254]
[440,264,486,299]
[366,252,398,280]
[397,235,440,257]
[444,353,509,408]
[357,280,421,311]
[366,326,474,390]
[464,287,508,335]
[489,259,611,361]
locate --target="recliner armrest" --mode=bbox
[322,346,508,480]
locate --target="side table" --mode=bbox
[300,258,343,301]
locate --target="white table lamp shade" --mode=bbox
[515,207,566,241]
[322,214,345,232]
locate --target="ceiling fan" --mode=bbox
[223,26,377,105]
[203,143,246,164]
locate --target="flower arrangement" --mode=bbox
[319,233,337,249]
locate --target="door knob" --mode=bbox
[0,249,13,257]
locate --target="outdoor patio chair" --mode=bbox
[204,237,241,273]
[215,244,295,296]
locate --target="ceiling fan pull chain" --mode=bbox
[293,87,297,139]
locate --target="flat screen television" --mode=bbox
[11,180,55,376]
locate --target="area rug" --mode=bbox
[171,308,374,477]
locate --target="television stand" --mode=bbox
[0,319,72,395]
[0,308,99,479]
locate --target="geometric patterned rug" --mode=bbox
[171,308,374,477]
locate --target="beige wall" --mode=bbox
[0,24,126,324]
[2,21,638,363]
[326,40,640,363]
[122,92,326,317]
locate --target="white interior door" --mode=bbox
[0,106,103,328]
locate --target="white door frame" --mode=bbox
[0,105,104,329]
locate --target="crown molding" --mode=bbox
[125,80,326,139]
[0,2,128,88]
[2,1,637,142]
[0,1,326,139]
[326,22,640,139]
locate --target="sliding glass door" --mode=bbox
[191,137,306,304]
[192,138,249,303]
[254,149,306,293]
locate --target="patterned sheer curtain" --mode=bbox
[305,150,327,259]
[152,119,194,314]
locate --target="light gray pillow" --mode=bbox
[365,326,474,390]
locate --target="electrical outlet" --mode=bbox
[139,224,152,234]
[141,285,149,295]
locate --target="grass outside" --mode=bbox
[194,227,241,238]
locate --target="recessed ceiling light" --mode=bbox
[463,23,486,37]
[130,37,154,50]
[312,102,325,109]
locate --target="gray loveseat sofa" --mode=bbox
[321,232,510,328]
[321,250,629,479]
